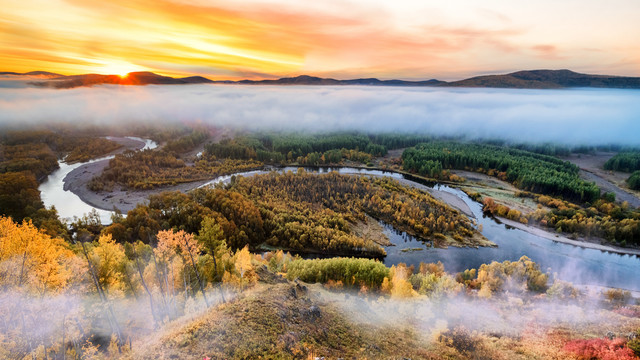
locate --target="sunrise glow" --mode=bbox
[0,0,638,79]
[1,0,639,79]
[97,61,145,78]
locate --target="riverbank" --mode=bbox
[396,177,474,218]
[65,164,212,214]
[497,216,640,256]
[62,136,162,213]
[561,152,640,208]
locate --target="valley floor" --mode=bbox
[561,152,640,208]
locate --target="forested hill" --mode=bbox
[29,71,214,88]
[446,69,640,89]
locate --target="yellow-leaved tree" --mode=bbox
[222,246,257,289]
[0,216,74,295]
[389,264,416,298]
[156,229,211,307]
[90,233,126,295]
[235,245,256,285]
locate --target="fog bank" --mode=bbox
[1,85,639,145]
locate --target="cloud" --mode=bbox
[1,85,639,146]
[4,0,640,79]
[531,44,565,60]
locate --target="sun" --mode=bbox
[97,60,144,77]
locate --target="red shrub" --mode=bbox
[613,307,640,318]
[563,338,637,360]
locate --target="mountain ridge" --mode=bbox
[446,69,640,89]
[4,69,640,89]
[27,71,214,88]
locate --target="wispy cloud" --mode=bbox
[1,0,639,79]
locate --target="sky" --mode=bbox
[1,0,639,80]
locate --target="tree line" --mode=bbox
[88,149,262,190]
[402,141,601,203]
[204,133,444,165]
[603,152,640,191]
[628,171,640,190]
[604,152,640,173]
[528,193,640,245]
[479,191,640,245]
[204,133,387,164]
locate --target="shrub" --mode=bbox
[628,337,640,356]
[439,327,478,355]
[563,338,636,360]
[476,256,549,294]
[604,289,631,305]
[628,171,640,190]
[546,281,579,299]
[285,257,389,289]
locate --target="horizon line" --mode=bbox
[3,68,640,83]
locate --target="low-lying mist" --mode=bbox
[1,280,628,359]
[313,286,609,339]
[1,85,639,146]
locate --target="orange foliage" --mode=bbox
[563,338,636,360]
[0,216,74,294]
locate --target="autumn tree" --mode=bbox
[196,217,228,279]
[0,216,74,295]
[89,234,127,295]
[157,229,210,307]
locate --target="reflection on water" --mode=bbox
[383,184,640,291]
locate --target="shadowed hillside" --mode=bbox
[447,69,640,89]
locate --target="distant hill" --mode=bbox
[226,74,445,86]
[0,71,62,78]
[29,71,214,88]
[3,69,640,89]
[212,70,640,89]
[447,69,640,89]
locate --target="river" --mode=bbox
[38,137,157,224]
[40,162,640,291]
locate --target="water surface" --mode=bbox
[39,137,157,223]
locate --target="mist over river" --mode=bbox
[1,85,640,146]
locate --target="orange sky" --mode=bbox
[1,0,639,80]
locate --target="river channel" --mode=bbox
[38,137,157,223]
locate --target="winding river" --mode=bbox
[38,137,157,224]
[40,161,640,291]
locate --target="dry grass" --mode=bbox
[128,265,640,360]
[350,215,392,246]
[130,281,438,359]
